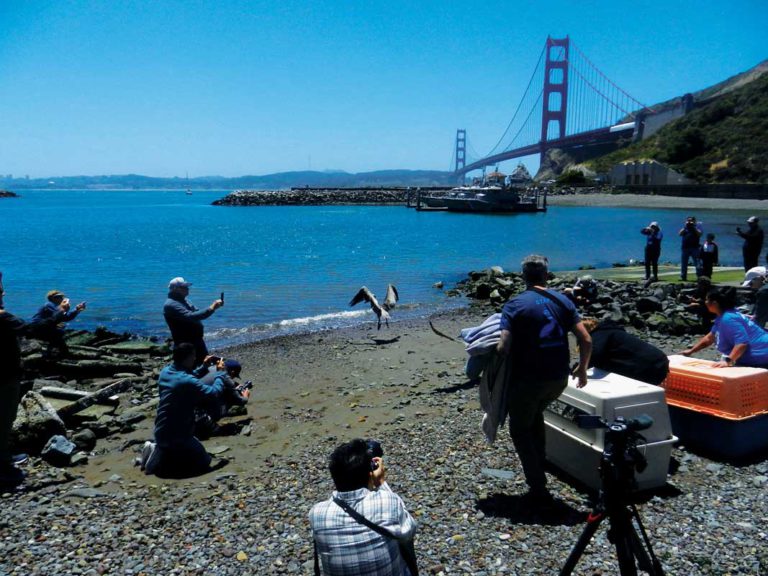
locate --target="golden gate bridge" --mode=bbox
[455,36,653,177]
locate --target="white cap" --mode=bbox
[649,221,659,228]
[747,216,758,223]
[741,267,767,287]
[168,277,192,289]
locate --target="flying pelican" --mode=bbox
[349,284,399,329]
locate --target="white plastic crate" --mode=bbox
[543,369,677,491]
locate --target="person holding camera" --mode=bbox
[163,277,223,366]
[29,289,86,357]
[737,216,763,272]
[309,438,417,576]
[640,221,663,283]
[139,343,228,478]
[496,255,592,505]
[195,358,251,438]
[679,216,703,281]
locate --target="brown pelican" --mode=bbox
[349,284,399,329]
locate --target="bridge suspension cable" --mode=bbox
[485,43,547,158]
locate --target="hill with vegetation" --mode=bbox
[588,61,768,183]
[0,169,455,191]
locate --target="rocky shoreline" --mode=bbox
[2,275,767,575]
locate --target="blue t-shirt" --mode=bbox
[711,310,768,367]
[500,288,581,380]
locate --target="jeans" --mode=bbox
[0,378,21,466]
[644,245,660,280]
[681,247,700,281]
[146,437,212,478]
[507,376,568,493]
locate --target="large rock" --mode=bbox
[72,428,97,452]
[636,296,663,314]
[11,391,67,454]
[41,435,76,467]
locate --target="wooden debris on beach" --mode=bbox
[56,378,134,420]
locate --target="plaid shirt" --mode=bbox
[309,482,417,576]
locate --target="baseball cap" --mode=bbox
[168,277,192,289]
[649,221,659,228]
[224,359,242,377]
[47,290,65,301]
[747,216,758,223]
[742,266,767,287]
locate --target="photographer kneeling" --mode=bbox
[309,439,418,576]
[195,358,251,438]
[140,343,229,478]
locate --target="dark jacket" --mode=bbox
[589,320,669,386]
[32,301,80,324]
[1,309,65,381]
[154,363,224,447]
[163,293,214,344]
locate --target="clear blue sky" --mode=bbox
[0,0,765,178]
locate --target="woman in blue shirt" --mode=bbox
[681,289,768,368]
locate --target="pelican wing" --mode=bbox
[350,286,375,308]
[383,284,399,311]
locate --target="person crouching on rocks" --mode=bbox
[139,343,229,478]
[194,358,251,438]
[564,275,598,309]
[29,289,86,357]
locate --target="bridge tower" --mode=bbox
[540,36,569,160]
[454,129,466,178]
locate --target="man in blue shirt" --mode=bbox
[641,221,663,283]
[496,255,592,505]
[141,343,227,478]
[30,289,86,357]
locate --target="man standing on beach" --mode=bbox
[641,221,663,283]
[737,216,763,272]
[496,255,591,505]
[0,273,68,487]
[310,439,417,576]
[679,216,703,281]
[163,277,223,366]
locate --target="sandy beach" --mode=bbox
[548,192,768,211]
[4,298,767,575]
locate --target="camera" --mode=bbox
[366,439,383,471]
[236,380,253,395]
[577,415,653,489]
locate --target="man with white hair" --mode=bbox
[163,277,223,365]
[742,267,768,330]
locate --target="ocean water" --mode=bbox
[0,190,755,347]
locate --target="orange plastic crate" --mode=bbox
[663,355,768,418]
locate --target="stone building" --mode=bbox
[609,159,694,186]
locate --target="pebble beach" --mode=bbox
[3,298,767,575]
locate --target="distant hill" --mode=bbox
[0,169,456,191]
[588,60,768,183]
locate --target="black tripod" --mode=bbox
[560,417,665,576]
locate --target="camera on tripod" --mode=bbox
[577,414,653,490]
[560,414,666,575]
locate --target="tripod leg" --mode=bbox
[559,512,604,576]
[629,506,666,576]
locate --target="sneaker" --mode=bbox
[139,441,155,472]
[11,453,29,465]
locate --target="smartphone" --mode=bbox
[220,291,224,304]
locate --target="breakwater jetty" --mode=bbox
[212,187,453,206]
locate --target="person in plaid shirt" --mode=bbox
[309,439,417,575]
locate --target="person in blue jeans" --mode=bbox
[679,216,703,281]
[681,289,768,368]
